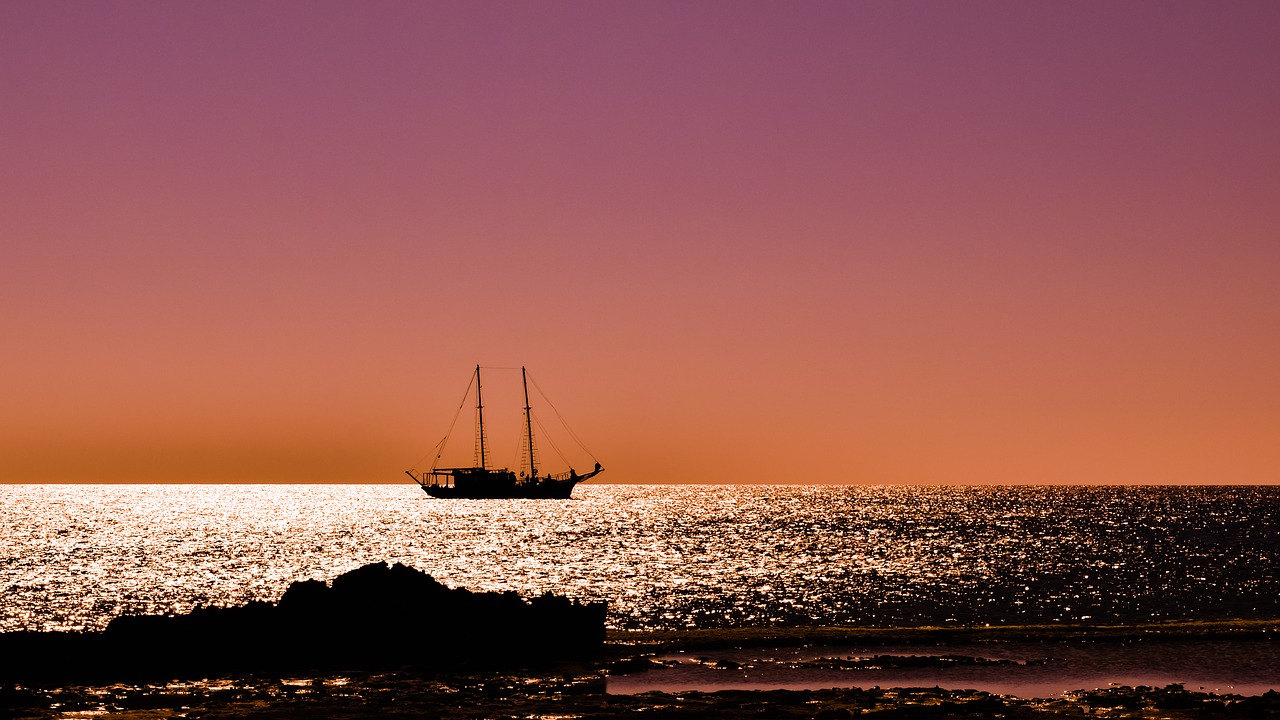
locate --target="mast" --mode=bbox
[475,364,487,470]
[522,366,536,478]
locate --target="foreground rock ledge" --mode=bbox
[0,562,606,683]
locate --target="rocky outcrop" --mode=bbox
[0,562,606,683]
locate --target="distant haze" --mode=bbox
[2,1,1278,484]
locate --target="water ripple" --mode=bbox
[1,485,1276,631]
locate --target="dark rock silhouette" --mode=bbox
[0,562,606,683]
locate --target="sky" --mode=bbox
[2,1,1278,485]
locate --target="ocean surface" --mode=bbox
[2,484,1277,633]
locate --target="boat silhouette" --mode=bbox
[405,366,603,499]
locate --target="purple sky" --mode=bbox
[3,1,1279,483]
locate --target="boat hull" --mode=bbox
[419,467,583,499]
[422,479,579,500]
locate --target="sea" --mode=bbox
[3,484,1277,634]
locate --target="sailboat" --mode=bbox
[405,366,604,499]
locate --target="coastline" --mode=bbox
[4,621,1276,718]
[606,621,1280,699]
[607,618,1280,650]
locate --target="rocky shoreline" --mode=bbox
[0,563,605,684]
[2,566,1276,718]
[3,668,1278,719]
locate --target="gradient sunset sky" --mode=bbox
[3,1,1278,484]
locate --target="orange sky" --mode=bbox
[2,1,1278,484]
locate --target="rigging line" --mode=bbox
[527,373,599,463]
[431,370,477,471]
[409,432,449,472]
[408,449,433,472]
[508,409,527,472]
[532,413,573,469]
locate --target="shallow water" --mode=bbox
[606,639,1280,698]
[1,484,1277,632]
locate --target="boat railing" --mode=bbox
[405,470,455,488]
[530,463,603,484]
[424,470,456,487]
[526,468,594,483]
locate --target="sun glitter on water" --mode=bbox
[1,484,1277,632]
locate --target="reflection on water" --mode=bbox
[607,639,1280,698]
[1,484,1277,631]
